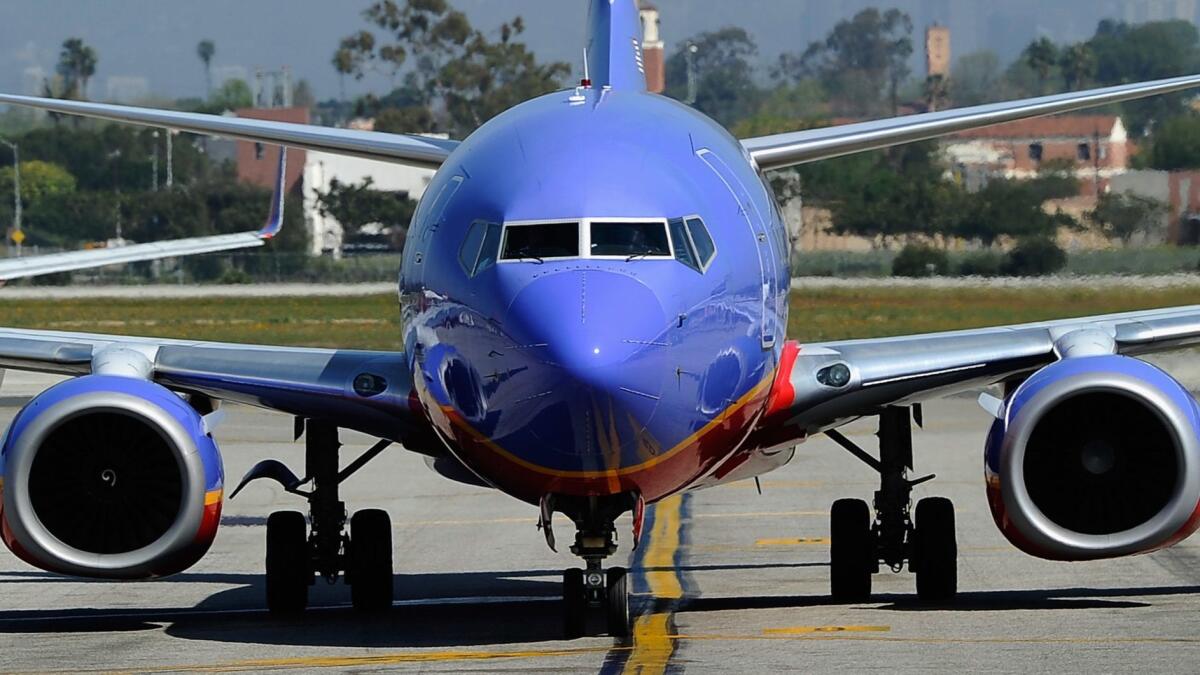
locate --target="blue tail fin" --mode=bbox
[586,0,646,91]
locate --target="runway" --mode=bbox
[1,373,1200,672]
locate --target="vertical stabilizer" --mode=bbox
[586,0,647,91]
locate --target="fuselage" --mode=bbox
[399,86,790,504]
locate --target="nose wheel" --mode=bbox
[553,496,637,639]
[826,406,958,604]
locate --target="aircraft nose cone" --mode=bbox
[505,270,668,379]
[502,270,671,458]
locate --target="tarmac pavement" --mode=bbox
[0,372,1198,673]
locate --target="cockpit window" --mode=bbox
[474,223,503,273]
[458,221,487,274]
[668,216,716,272]
[668,218,698,270]
[590,221,671,258]
[501,222,579,260]
[685,217,716,269]
[458,221,503,276]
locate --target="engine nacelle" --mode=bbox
[985,355,1200,561]
[0,375,224,578]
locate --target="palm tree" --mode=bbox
[197,40,216,96]
[56,38,97,100]
[1022,37,1058,95]
[1060,43,1095,91]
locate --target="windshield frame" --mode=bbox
[497,217,677,264]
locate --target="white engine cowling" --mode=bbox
[985,355,1200,560]
[0,375,224,578]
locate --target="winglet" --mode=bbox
[257,147,287,239]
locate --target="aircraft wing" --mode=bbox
[0,94,458,170]
[0,147,290,282]
[741,74,1200,171]
[0,326,429,447]
[757,304,1200,444]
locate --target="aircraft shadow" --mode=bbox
[0,570,1193,646]
[679,585,1200,615]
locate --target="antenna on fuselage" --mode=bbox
[581,48,592,88]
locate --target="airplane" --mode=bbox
[2,0,1200,639]
[0,147,290,282]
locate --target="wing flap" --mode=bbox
[742,74,1200,171]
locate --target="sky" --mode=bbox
[0,1,1190,103]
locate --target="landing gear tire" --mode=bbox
[606,567,631,638]
[913,497,957,604]
[266,510,310,614]
[349,509,394,612]
[563,568,586,639]
[830,498,873,602]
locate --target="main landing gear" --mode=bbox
[542,494,640,639]
[825,406,957,604]
[232,419,395,614]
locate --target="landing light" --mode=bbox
[817,364,852,389]
[593,348,601,355]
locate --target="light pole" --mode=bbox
[151,131,159,192]
[0,136,21,257]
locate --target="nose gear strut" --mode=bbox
[544,493,640,638]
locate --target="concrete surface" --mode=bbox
[0,373,1198,673]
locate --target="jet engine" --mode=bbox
[0,375,224,578]
[985,355,1200,561]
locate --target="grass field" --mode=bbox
[0,285,1197,350]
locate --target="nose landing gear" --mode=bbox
[546,494,638,639]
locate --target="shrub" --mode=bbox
[892,244,950,277]
[957,250,1005,277]
[1002,237,1067,276]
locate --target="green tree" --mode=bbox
[56,38,98,100]
[1059,43,1095,91]
[208,79,253,112]
[664,28,764,128]
[336,1,565,138]
[781,8,913,116]
[1088,20,1200,133]
[316,177,415,249]
[197,40,216,96]
[438,18,570,135]
[1145,115,1200,169]
[0,161,76,207]
[1085,192,1168,245]
[953,179,1075,247]
[1022,37,1059,95]
[951,51,1005,105]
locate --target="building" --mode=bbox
[639,3,665,94]
[926,24,951,79]
[233,107,309,193]
[943,115,1131,194]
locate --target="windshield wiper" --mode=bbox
[512,247,545,264]
[625,251,662,262]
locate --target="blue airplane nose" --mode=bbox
[501,269,672,459]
